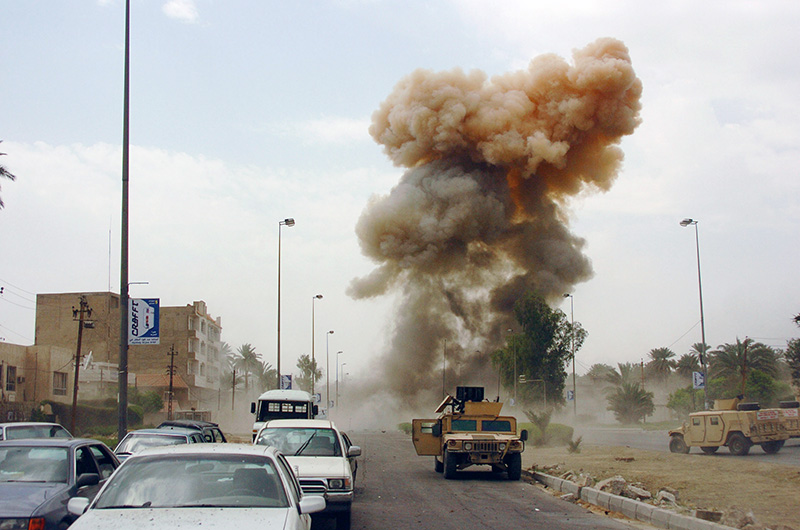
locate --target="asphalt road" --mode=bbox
[312,431,646,530]
[575,427,800,466]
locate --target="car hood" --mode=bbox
[284,456,349,478]
[69,507,292,529]
[0,482,65,516]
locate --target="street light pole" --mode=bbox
[563,293,575,417]
[326,330,334,413]
[680,218,709,408]
[335,350,343,410]
[311,294,323,396]
[276,218,295,389]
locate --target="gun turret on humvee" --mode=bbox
[411,386,528,480]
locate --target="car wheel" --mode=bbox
[669,435,689,454]
[700,446,718,454]
[727,432,751,456]
[336,509,351,530]
[506,453,521,481]
[761,440,785,454]
[434,457,443,473]
[443,451,458,479]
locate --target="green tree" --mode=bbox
[234,343,261,392]
[646,347,676,382]
[257,361,277,392]
[295,354,321,393]
[491,291,587,407]
[585,363,614,385]
[606,382,654,424]
[675,352,701,379]
[605,362,639,387]
[0,141,17,209]
[709,338,779,390]
[785,338,800,391]
[667,386,704,416]
[129,389,164,414]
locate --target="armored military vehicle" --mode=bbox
[668,396,790,455]
[411,386,528,480]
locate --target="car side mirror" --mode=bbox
[76,473,100,489]
[250,402,256,414]
[298,495,326,514]
[68,497,90,516]
[520,429,529,442]
[432,423,442,437]
[347,446,362,458]
[312,405,319,416]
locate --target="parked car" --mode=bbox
[157,418,227,442]
[0,438,119,529]
[0,422,72,441]
[255,419,360,529]
[67,443,325,530]
[114,427,206,461]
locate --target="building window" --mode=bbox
[200,320,206,334]
[188,317,195,330]
[5,365,16,392]
[53,372,68,396]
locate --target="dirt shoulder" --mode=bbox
[522,444,800,529]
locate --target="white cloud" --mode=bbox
[162,0,199,24]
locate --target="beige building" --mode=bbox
[1,292,225,421]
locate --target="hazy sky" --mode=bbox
[1,1,798,396]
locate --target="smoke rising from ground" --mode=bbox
[349,38,643,412]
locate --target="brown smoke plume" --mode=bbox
[348,38,642,410]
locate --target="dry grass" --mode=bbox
[523,444,800,529]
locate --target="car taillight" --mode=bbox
[28,518,46,530]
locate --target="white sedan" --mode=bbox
[67,443,325,530]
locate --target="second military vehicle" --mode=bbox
[668,396,790,456]
[411,386,528,480]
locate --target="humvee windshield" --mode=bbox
[257,401,310,422]
[449,419,514,432]
[451,420,477,431]
[482,420,512,432]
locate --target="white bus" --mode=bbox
[250,389,318,441]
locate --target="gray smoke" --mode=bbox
[348,38,643,409]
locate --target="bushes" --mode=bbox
[398,422,412,435]
[42,400,143,436]
[518,421,573,446]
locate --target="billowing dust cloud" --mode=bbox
[348,38,642,413]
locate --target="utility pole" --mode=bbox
[71,296,93,433]
[231,368,236,411]
[166,344,176,420]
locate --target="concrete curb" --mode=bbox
[525,470,736,530]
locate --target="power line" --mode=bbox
[0,278,37,297]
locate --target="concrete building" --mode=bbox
[0,292,225,422]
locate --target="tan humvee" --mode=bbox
[411,386,528,480]
[668,397,790,456]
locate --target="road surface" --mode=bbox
[312,430,648,530]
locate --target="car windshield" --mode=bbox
[116,433,188,455]
[5,425,71,440]
[94,454,289,509]
[256,427,341,457]
[0,446,69,483]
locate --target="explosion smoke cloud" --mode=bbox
[350,38,642,408]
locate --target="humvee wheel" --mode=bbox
[443,451,458,479]
[700,446,719,454]
[506,453,522,481]
[727,433,752,456]
[434,457,443,473]
[761,440,785,454]
[669,435,689,454]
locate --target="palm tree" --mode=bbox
[256,361,277,392]
[295,354,322,392]
[0,141,17,209]
[605,362,639,387]
[606,381,655,424]
[709,337,779,383]
[646,347,676,382]
[234,343,261,392]
[585,363,615,385]
[675,353,701,379]
[689,342,711,365]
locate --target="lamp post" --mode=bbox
[563,293,576,417]
[311,294,323,396]
[507,329,517,405]
[335,350,343,410]
[326,330,334,413]
[680,218,708,408]
[276,218,295,389]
